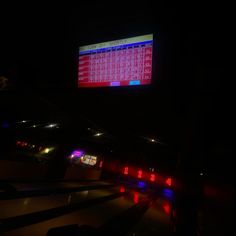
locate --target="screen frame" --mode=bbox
[77,34,157,90]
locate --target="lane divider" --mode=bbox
[46,194,157,236]
[0,184,116,200]
[0,191,127,232]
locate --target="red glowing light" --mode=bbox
[133,192,139,204]
[119,186,126,193]
[150,174,156,182]
[137,170,143,178]
[166,178,172,187]
[163,203,171,214]
[99,160,103,168]
[124,166,129,175]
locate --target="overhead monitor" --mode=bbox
[78,34,153,88]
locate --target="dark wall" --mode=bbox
[1,5,232,180]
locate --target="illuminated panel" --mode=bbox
[119,186,126,193]
[78,34,153,88]
[81,155,97,166]
[137,170,143,179]
[163,202,171,215]
[150,174,156,182]
[133,192,139,204]
[166,177,172,187]
[124,166,129,175]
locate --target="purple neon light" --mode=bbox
[70,150,84,159]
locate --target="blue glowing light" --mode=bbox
[129,80,140,85]
[162,188,174,200]
[138,181,146,188]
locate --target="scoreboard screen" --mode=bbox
[78,34,153,88]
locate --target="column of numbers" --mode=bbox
[143,45,152,80]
